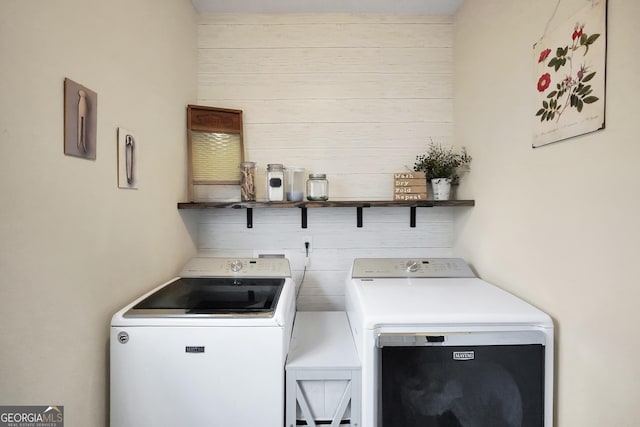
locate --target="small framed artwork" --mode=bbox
[64,78,98,159]
[117,128,138,189]
[532,0,607,147]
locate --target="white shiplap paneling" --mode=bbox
[199,72,452,100]
[197,15,453,49]
[197,14,454,25]
[196,13,455,309]
[197,208,454,310]
[199,47,452,74]
[195,99,452,124]
[243,122,452,149]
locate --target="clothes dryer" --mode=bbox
[345,258,553,427]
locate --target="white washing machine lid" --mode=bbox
[112,277,295,327]
[349,277,552,330]
[112,257,295,327]
[123,277,286,317]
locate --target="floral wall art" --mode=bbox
[533,0,607,148]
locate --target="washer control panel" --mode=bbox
[351,258,475,278]
[180,257,292,278]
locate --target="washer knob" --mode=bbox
[406,260,419,272]
[230,260,243,272]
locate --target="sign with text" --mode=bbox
[394,193,426,201]
[0,406,64,427]
[393,172,427,200]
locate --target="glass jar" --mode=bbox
[284,167,305,202]
[266,164,284,202]
[306,174,329,201]
[240,161,256,201]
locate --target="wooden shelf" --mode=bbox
[177,200,474,209]
[177,200,474,229]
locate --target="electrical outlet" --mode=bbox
[302,236,313,254]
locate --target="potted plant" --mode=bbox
[413,142,472,200]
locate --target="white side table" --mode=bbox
[286,311,361,427]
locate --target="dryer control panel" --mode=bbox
[351,258,475,278]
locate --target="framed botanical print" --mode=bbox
[533,0,607,147]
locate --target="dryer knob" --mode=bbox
[406,260,419,272]
[230,260,243,272]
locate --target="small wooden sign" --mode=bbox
[395,178,427,187]
[395,186,427,194]
[393,171,427,200]
[395,193,427,201]
[394,172,426,179]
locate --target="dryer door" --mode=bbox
[379,334,545,427]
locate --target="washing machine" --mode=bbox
[345,258,554,427]
[110,257,296,427]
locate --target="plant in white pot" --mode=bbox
[413,142,472,200]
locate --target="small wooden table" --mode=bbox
[285,311,361,427]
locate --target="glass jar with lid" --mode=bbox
[284,167,305,202]
[266,164,285,202]
[306,174,329,201]
[240,161,256,201]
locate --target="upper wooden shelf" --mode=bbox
[177,200,475,209]
[177,199,475,229]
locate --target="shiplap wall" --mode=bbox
[195,13,456,310]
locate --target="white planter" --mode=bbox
[431,178,452,200]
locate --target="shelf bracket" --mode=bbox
[357,207,364,228]
[410,207,417,228]
[301,207,307,229]
[246,208,253,229]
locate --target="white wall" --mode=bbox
[196,13,454,201]
[194,13,462,309]
[0,1,197,425]
[454,0,640,425]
